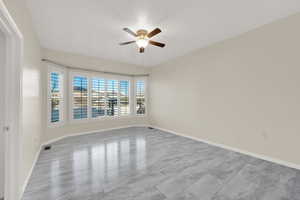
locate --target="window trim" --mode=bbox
[47,65,65,127]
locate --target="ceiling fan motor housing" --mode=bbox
[137,29,148,37]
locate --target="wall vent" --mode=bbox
[44,145,52,151]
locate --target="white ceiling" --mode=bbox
[27,0,300,67]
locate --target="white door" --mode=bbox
[0,29,6,199]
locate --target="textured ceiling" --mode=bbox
[27,0,300,67]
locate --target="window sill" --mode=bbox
[48,114,148,128]
[47,121,65,128]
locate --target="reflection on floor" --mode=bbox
[22,127,300,200]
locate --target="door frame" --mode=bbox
[0,1,23,200]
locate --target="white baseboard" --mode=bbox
[42,124,149,146]
[152,126,300,171]
[21,145,42,198]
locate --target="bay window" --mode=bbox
[48,65,147,125]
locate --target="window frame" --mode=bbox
[134,77,148,117]
[47,65,65,127]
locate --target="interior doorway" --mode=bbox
[0,1,23,199]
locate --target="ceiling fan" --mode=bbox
[119,28,166,53]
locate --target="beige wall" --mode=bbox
[3,0,42,194]
[0,30,5,198]
[42,49,150,143]
[150,13,300,166]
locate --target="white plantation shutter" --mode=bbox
[49,71,64,124]
[119,80,130,116]
[91,78,106,118]
[72,76,88,119]
[136,80,146,115]
[107,80,119,116]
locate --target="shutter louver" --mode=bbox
[91,78,106,118]
[136,80,146,115]
[50,72,62,123]
[120,80,130,116]
[107,80,119,116]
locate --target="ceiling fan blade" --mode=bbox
[123,28,137,37]
[147,28,161,38]
[139,47,145,53]
[119,41,136,45]
[149,40,165,48]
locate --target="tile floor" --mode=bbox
[22,127,300,200]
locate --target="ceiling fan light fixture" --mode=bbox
[136,36,149,48]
